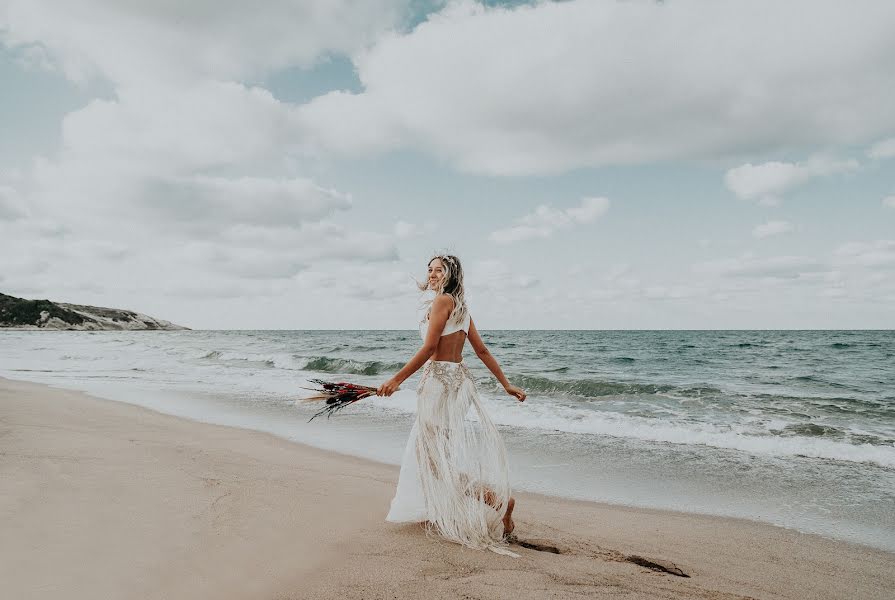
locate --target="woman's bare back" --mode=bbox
[431,330,467,362]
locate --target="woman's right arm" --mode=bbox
[377,294,453,396]
[468,318,526,402]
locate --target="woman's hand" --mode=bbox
[505,384,526,402]
[377,377,401,397]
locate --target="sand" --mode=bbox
[2,376,892,599]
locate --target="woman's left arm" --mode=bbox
[377,295,453,397]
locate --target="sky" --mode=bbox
[1,0,894,330]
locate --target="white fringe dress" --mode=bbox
[386,309,514,554]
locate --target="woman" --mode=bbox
[377,254,526,555]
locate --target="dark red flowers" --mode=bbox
[300,378,378,421]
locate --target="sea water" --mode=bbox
[2,329,893,551]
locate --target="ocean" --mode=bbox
[2,329,893,552]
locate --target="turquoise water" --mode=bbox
[2,329,893,551]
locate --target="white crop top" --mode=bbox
[419,307,471,341]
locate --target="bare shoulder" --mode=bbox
[434,294,455,309]
[428,294,453,318]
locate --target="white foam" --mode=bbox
[482,399,895,468]
[369,392,895,469]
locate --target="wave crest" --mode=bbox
[301,356,404,376]
[488,373,720,399]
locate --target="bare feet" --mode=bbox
[503,496,516,539]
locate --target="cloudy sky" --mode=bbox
[1,0,894,329]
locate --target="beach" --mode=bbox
[4,329,893,554]
[3,376,893,600]
[4,1,894,596]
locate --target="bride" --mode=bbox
[377,254,526,554]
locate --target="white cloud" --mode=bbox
[394,221,417,238]
[182,243,307,281]
[17,81,361,240]
[694,255,827,279]
[297,0,895,175]
[171,220,399,271]
[752,220,794,239]
[293,264,413,300]
[724,157,859,204]
[12,43,55,72]
[56,82,291,172]
[834,240,895,269]
[642,285,703,301]
[489,197,609,244]
[604,263,638,287]
[0,0,407,86]
[466,259,540,295]
[160,279,287,300]
[883,196,895,209]
[867,138,895,159]
[142,175,352,230]
[566,198,610,223]
[394,220,435,239]
[0,2,406,302]
[819,287,847,299]
[295,221,399,263]
[0,184,27,220]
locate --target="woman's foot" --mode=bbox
[502,497,516,540]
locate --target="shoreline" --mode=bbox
[11,371,893,553]
[2,375,893,599]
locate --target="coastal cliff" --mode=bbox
[0,292,188,330]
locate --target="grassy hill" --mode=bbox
[0,292,188,330]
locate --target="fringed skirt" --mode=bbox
[386,359,513,553]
